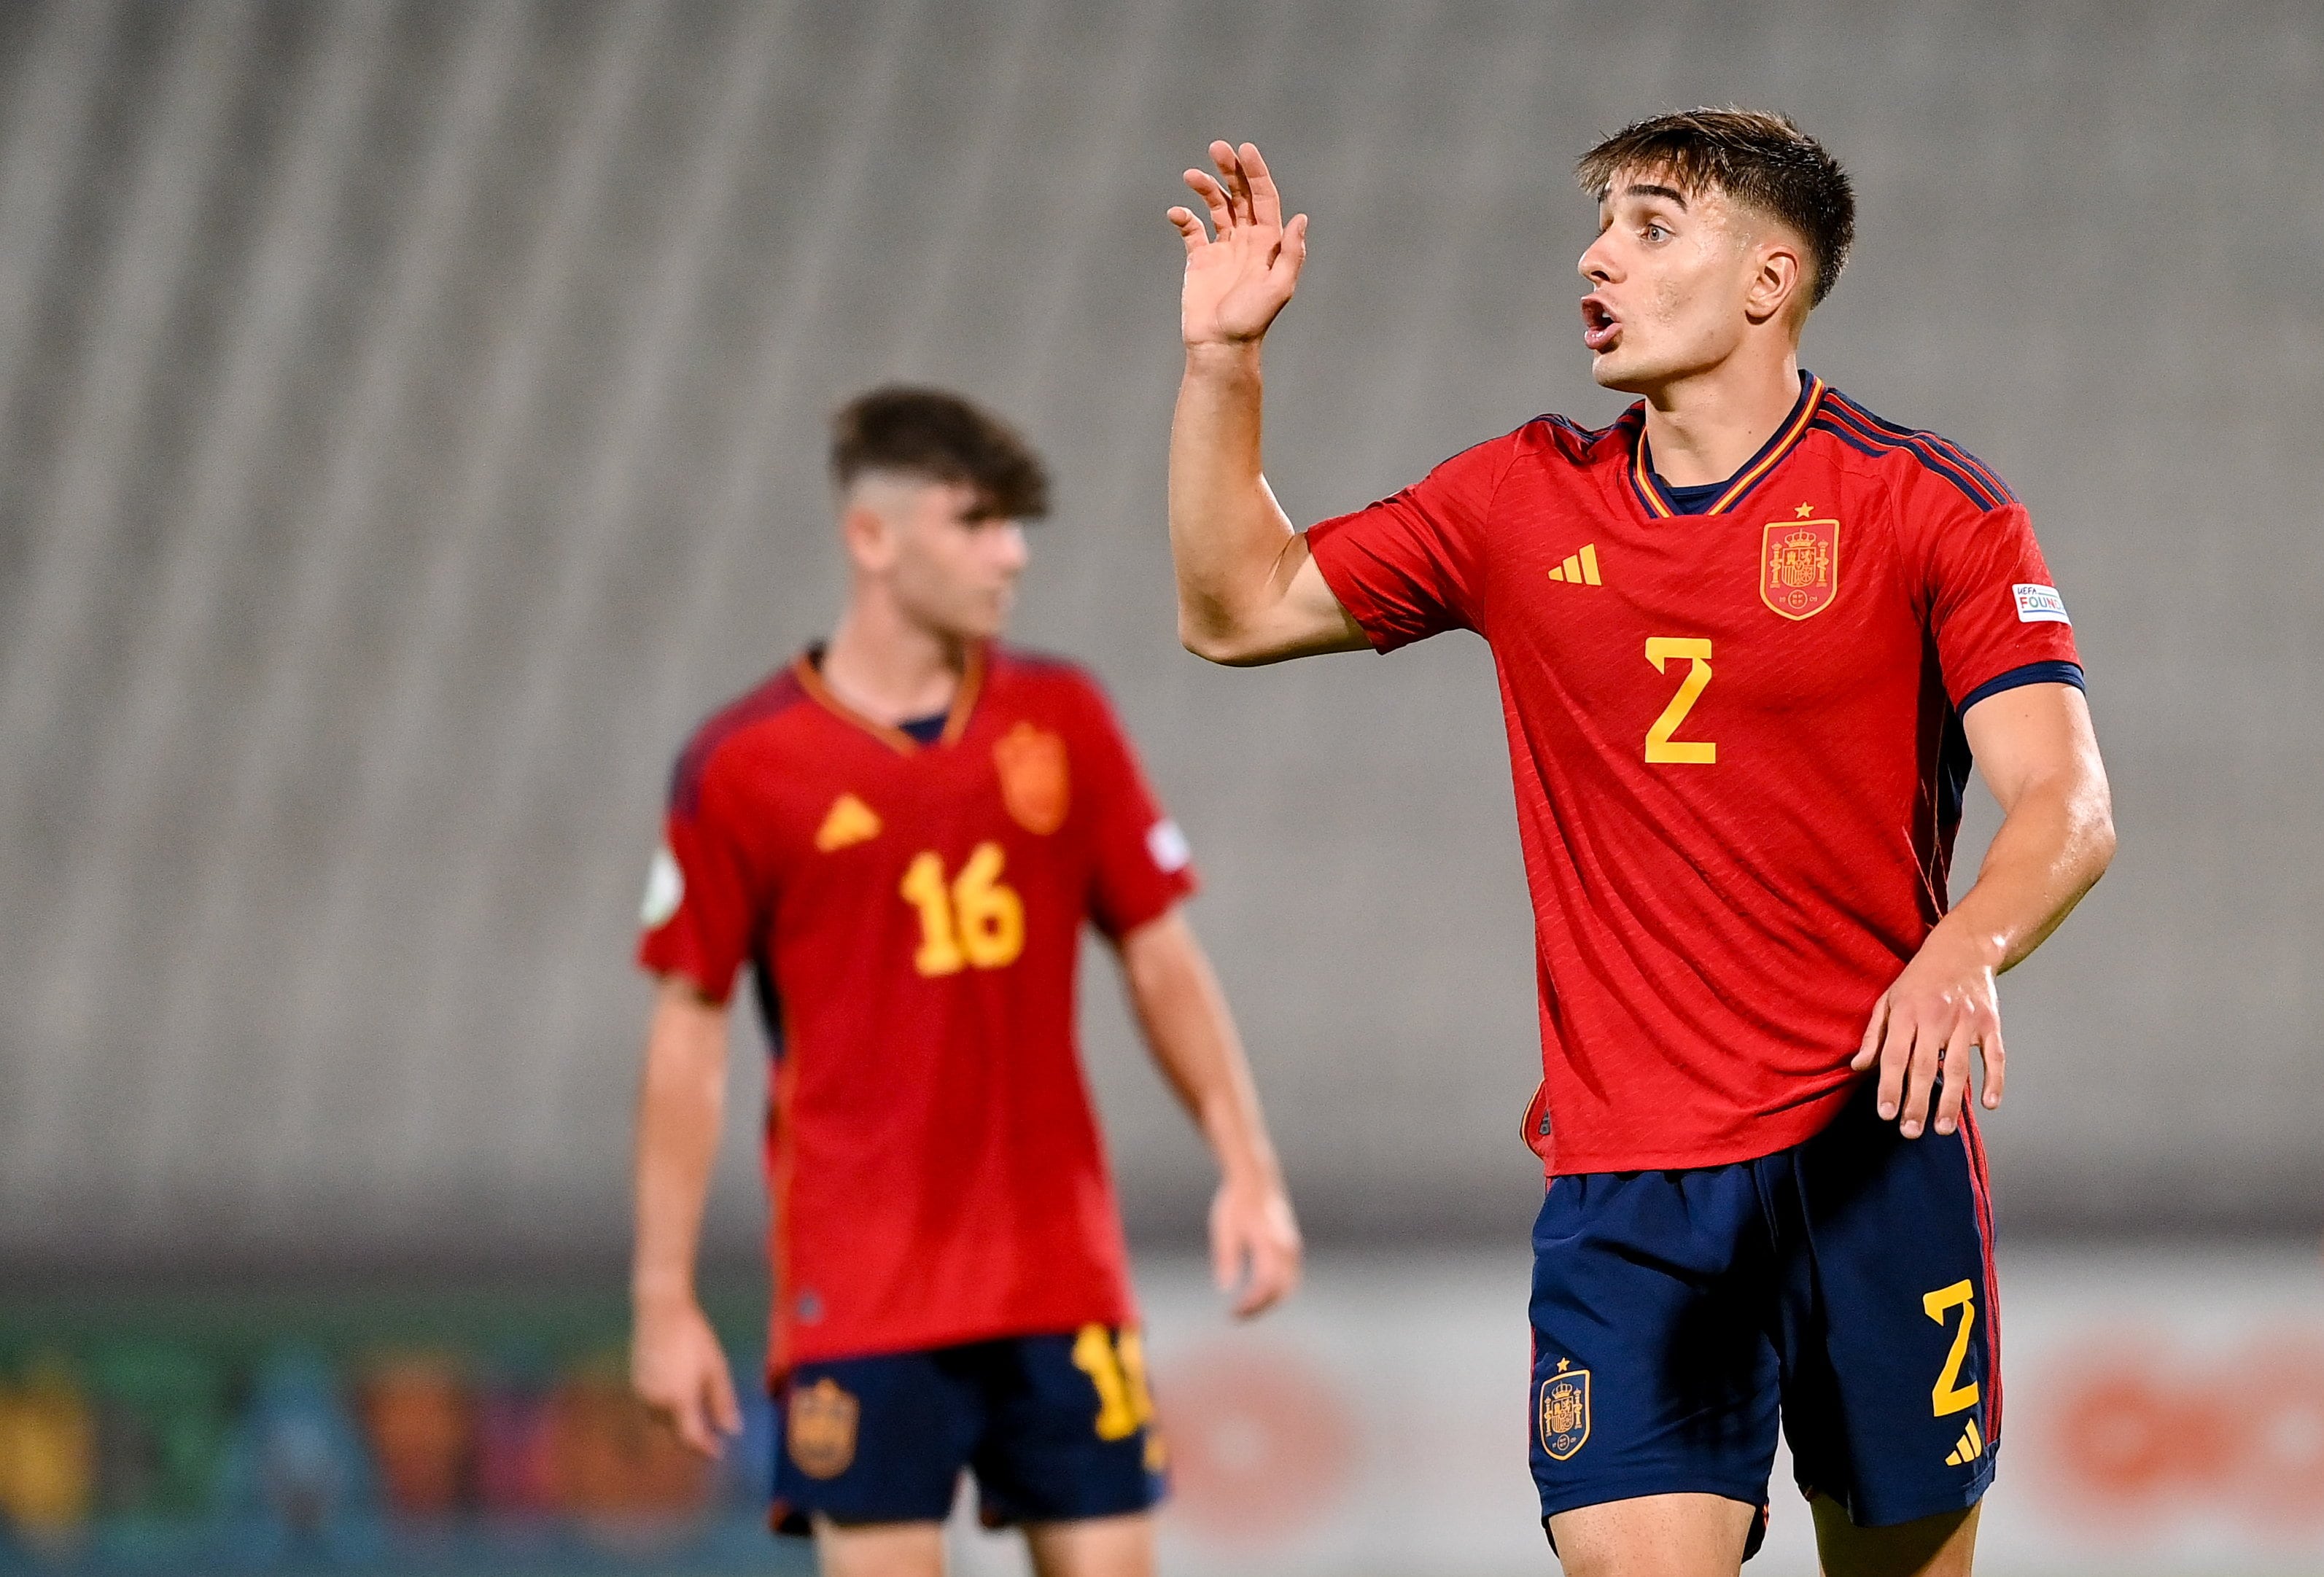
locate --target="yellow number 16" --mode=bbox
[900,842,1025,976]
[1644,637,1716,764]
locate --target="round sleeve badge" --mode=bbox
[639,846,684,929]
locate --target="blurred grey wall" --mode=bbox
[1,0,2317,1267]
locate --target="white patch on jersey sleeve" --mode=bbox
[2013,583,2070,624]
[639,845,684,928]
[1146,818,1192,875]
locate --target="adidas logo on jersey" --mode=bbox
[1944,1417,1986,1468]
[815,793,883,852]
[1545,544,1603,585]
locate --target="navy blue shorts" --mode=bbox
[1529,1077,2000,1555]
[770,1327,1166,1535]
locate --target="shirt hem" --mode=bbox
[1539,1083,1856,1177]
[1304,521,1404,653]
[1951,658,2084,713]
[635,952,734,1008]
[772,1304,1140,1376]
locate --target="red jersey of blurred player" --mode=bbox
[639,642,1194,1365]
[630,387,1296,1572]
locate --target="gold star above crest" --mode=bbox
[1556,1357,1571,1373]
[1795,502,1816,518]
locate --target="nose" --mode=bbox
[992,523,1029,577]
[1578,234,1616,287]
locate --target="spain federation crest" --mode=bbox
[1538,1360,1591,1461]
[1760,516,1840,620]
[993,721,1070,836]
[787,1377,860,1480]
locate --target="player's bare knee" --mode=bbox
[1547,1494,1755,1577]
[810,1517,947,1577]
[1811,1497,1980,1577]
[1024,1510,1157,1577]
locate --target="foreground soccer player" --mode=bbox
[1165,113,2115,1576]
[632,388,1300,1577]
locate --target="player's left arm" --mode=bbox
[1854,681,2117,1139]
[1115,907,1303,1317]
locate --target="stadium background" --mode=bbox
[0,1,2316,1573]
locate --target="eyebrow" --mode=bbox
[1623,182,1689,208]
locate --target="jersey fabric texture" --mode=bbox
[1529,1078,2001,1543]
[1307,373,2082,1175]
[637,645,1195,1373]
[769,1328,1166,1535]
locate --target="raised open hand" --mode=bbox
[1167,141,1309,349]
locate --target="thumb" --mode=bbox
[671,1387,718,1459]
[1275,214,1309,279]
[1210,1202,1243,1294]
[710,1354,744,1438]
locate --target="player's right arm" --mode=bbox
[1167,141,1369,666]
[631,973,744,1459]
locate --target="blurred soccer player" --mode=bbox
[631,388,1299,1577]
[1164,114,2115,1577]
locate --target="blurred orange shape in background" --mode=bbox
[360,1354,473,1518]
[1157,1341,1356,1547]
[0,1360,96,1549]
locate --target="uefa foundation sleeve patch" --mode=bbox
[1146,819,1192,875]
[2013,583,2070,624]
[639,845,683,928]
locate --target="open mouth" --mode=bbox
[1580,295,1621,353]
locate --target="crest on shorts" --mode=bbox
[993,722,1070,836]
[1760,517,1840,620]
[787,1377,858,1480]
[1538,1360,1591,1461]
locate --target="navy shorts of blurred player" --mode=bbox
[770,1327,1166,1535]
[1528,1076,2000,1560]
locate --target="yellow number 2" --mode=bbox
[1071,1325,1156,1442]
[1644,636,1716,764]
[900,842,1025,977]
[1922,1280,1982,1417]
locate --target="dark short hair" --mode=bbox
[829,386,1050,521]
[1576,109,1855,307]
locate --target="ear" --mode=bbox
[840,497,895,573]
[1743,235,1806,329]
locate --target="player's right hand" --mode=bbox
[1212,1172,1303,1319]
[631,1295,743,1460]
[1168,141,1309,350]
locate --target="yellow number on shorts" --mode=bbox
[1644,637,1716,764]
[1922,1280,1982,1417]
[1070,1325,1154,1442]
[900,842,1025,977]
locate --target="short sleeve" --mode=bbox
[1305,431,1516,652]
[1069,682,1197,941]
[636,766,758,1004]
[1924,497,2082,709]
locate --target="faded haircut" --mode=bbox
[830,386,1051,521]
[1577,109,1856,307]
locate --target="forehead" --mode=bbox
[862,473,995,522]
[1595,164,1733,216]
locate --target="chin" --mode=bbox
[1590,343,1694,397]
[1589,351,1647,393]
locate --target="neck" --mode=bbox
[820,593,966,725]
[1638,343,1803,487]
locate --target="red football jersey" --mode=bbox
[1307,374,2082,1174]
[637,645,1195,1369]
